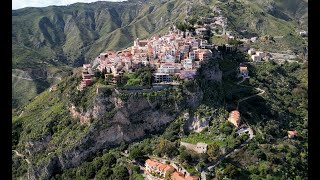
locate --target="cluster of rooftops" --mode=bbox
[96,31,215,84]
[145,159,199,180]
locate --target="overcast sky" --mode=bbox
[12,0,126,10]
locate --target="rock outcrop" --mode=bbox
[28,86,203,179]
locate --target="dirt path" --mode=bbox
[12,74,61,81]
[12,150,31,164]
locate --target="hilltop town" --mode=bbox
[42,5,308,177]
[61,16,301,179]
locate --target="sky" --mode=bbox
[12,0,126,10]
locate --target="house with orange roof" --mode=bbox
[171,171,185,180]
[227,110,241,127]
[145,159,161,173]
[171,171,199,180]
[185,176,199,180]
[145,159,175,179]
[239,66,248,78]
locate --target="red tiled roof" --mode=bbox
[228,110,240,127]
[186,176,199,180]
[171,172,185,180]
[145,159,160,168]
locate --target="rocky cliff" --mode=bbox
[27,85,203,179]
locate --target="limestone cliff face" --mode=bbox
[183,112,211,133]
[28,87,203,179]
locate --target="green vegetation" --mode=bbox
[122,66,152,86]
[175,22,195,32]
[210,35,228,45]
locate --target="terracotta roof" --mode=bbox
[228,110,240,127]
[240,67,248,71]
[163,165,174,172]
[230,110,240,119]
[145,159,160,168]
[171,172,185,180]
[158,164,167,171]
[186,176,199,180]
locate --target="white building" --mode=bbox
[299,31,308,36]
[195,28,208,35]
[153,73,172,83]
[182,58,194,70]
[250,37,258,42]
[158,63,180,74]
[248,49,256,55]
[252,54,261,62]
[256,51,265,58]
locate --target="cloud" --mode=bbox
[12,0,126,10]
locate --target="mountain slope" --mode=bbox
[12,0,190,108]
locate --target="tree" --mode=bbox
[129,146,144,160]
[112,166,129,180]
[224,164,239,178]
[207,144,220,162]
[154,139,178,158]
[95,167,112,180]
[119,142,128,151]
[188,18,197,25]
[179,150,192,163]
[95,71,101,78]
[101,68,107,79]
[102,153,117,167]
[254,149,267,160]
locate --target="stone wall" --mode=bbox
[180,142,208,153]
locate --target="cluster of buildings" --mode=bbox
[145,159,199,180]
[145,159,175,179]
[78,64,94,91]
[227,110,241,127]
[248,48,265,62]
[97,31,214,84]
